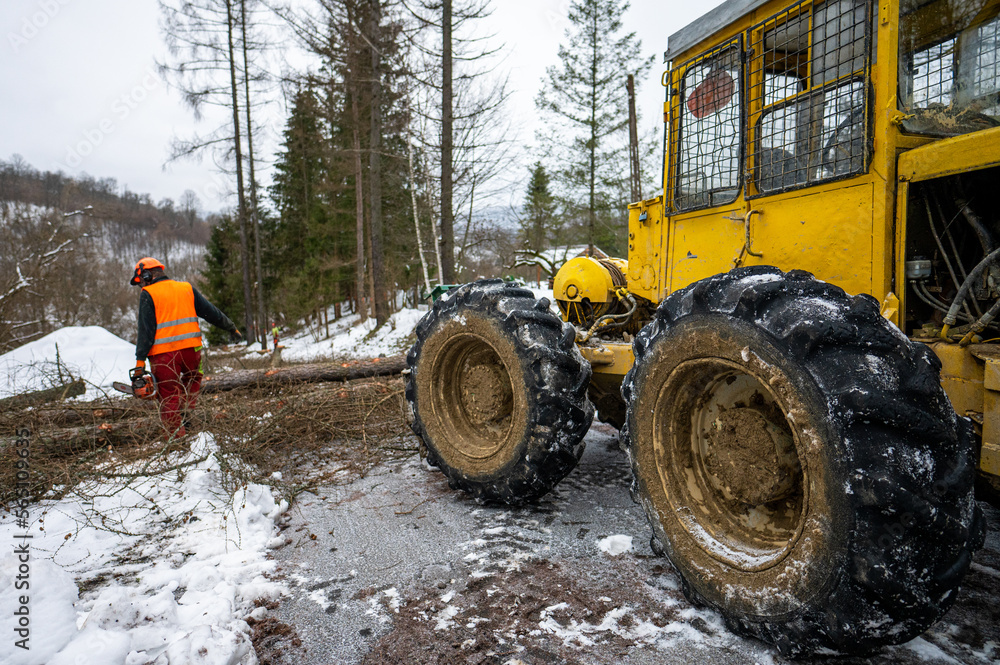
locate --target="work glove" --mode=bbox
[129,361,147,389]
[230,328,245,344]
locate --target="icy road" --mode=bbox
[273,423,1000,665]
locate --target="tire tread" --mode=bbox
[406,280,593,504]
[621,268,981,656]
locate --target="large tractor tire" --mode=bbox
[622,267,984,657]
[405,280,593,504]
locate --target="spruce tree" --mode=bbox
[271,1,418,322]
[269,86,344,323]
[202,216,245,346]
[536,0,652,256]
[520,162,557,251]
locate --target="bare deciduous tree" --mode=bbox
[403,0,513,282]
[159,0,277,343]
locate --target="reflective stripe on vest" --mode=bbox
[143,280,202,356]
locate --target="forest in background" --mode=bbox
[0,0,659,353]
[168,0,657,345]
[0,156,211,353]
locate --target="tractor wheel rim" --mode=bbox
[431,332,515,459]
[654,357,808,572]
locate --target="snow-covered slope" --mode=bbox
[280,308,427,363]
[0,326,135,400]
[279,289,555,364]
[0,434,287,665]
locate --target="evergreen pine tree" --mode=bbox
[269,86,351,323]
[520,162,557,251]
[536,0,652,256]
[201,215,245,345]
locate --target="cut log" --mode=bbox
[16,416,164,455]
[0,379,86,410]
[200,355,406,394]
[33,405,137,427]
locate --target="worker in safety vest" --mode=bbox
[129,257,243,438]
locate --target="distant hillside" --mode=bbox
[0,155,214,352]
[0,154,214,248]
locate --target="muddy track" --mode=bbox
[270,426,1000,665]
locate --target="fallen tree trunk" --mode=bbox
[0,379,86,410]
[201,355,406,394]
[12,416,164,456]
[33,403,144,427]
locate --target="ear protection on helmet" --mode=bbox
[130,262,149,286]
[130,257,165,286]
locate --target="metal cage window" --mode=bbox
[748,0,872,195]
[973,16,1000,103]
[671,39,743,212]
[906,38,957,108]
[898,0,1000,135]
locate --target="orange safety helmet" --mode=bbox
[129,257,166,286]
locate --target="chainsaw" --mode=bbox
[113,367,157,399]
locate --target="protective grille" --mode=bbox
[671,40,742,212]
[748,0,871,195]
[974,17,1000,101]
[898,1,1000,134]
[906,38,956,108]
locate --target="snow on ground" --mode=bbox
[279,288,556,364]
[0,326,135,400]
[0,434,287,665]
[529,286,555,302]
[280,308,427,363]
[597,534,634,556]
[0,286,568,663]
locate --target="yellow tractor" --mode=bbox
[406,0,998,655]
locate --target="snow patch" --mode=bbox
[0,326,136,400]
[737,273,782,287]
[280,308,425,363]
[0,559,78,663]
[597,535,633,556]
[435,604,461,630]
[308,587,334,612]
[864,353,899,391]
[0,433,286,665]
[383,587,401,612]
[903,636,964,663]
[539,603,662,647]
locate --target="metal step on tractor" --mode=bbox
[405,0,999,656]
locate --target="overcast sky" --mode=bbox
[1,0,724,215]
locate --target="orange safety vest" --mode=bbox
[143,280,202,356]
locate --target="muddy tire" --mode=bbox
[588,382,626,430]
[405,280,593,504]
[977,473,1000,507]
[622,267,984,657]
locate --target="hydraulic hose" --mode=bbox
[576,289,638,343]
[932,193,983,317]
[926,197,976,324]
[940,244,1000,338]
[959,297,1000,346]
[910,280,973,323]
[957,197,996,256]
